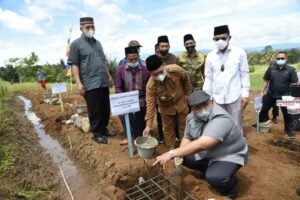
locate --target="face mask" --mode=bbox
[215,39,228,50]
[156,72,166,82]
[128,61,139,68]
[276,59,286,66]
[185,45,195,53]
[194,109,211,122]
[160,50,169,56]
[84,30,95,38]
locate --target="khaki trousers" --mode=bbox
[161,112,187,149]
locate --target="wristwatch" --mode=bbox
[168,150,175,159]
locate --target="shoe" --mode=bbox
[94,135,108,144]
[250,123,257,129]
[158,138,164,144]
[104,130,116,137]
[286,134,296,140]
[119,139,128,145]
[272,117,279,124]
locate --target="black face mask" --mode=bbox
[160,50,169,56]
[185,45,195,53]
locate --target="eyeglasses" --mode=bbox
[221,64,224,72]
[84,25,95,30]
[277,58,285,60]
[213,37,228,41]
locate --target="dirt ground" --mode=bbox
[5,91,300,200]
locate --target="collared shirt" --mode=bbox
[184,103,248,166]
[67,34,109,91]
[115,63,149,107]
[264,64,298,98]
[203,45,250,104]
[177,50,206,90]
[145,64,192,128]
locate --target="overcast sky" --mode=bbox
[0,0,299,65]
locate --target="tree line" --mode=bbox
[0,46,299,83]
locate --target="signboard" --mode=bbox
[254,96,263,110]
[110,90,140,116]
[51,83,67,94]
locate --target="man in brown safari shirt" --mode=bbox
[143,55,192,148]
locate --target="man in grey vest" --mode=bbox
[153,90,248,199]
[68,17,115,144]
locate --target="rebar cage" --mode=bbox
[124,174,197,200]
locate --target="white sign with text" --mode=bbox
[51,83,67,94]
[110,90,140,116]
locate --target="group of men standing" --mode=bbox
[67,17,297,199]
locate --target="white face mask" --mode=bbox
[194,108,211,122]
[84,30,95,38]
[215,39,229,50]
[128,61,139,68]
[156,72,166,82]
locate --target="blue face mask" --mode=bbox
[128,61,139,68]
[276,59,286,66]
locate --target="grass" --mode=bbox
[0,145,15,174]
[250,63,300,91]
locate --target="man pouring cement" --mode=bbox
[153,90,248,199]
[143,55,192,149]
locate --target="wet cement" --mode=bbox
[19,96,100,200]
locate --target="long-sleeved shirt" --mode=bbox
[145,64,192,128]
[115,63,149,107]
[203,45,250,104]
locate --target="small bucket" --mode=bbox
[134,137,158,158]
[75,105,87,114]
[259,124,271,133]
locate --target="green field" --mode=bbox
[250,63,300,91]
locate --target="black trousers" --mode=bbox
[84,87,110,136]
[183,155,241,197]
[120,107,146,139]
[259,94,292,132]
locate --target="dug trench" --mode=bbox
[4,90,300,200]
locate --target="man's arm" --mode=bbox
[180,68,192,95]
[259,80,269,96]
[143,81,157,137]
[240,51,250,98]
[153,136,219,165]
[115,66,123,93]
[72,64,85,95]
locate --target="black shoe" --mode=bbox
[272,117,279,124]
[94,135,108,144]
[104,130,116,137]
[250,123,257,129]
[158,138,164,144]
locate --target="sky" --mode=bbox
[0,0,300,66]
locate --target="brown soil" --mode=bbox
[7,91,300,200]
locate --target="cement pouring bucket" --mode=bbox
[134,137,158,158]
[259,123,271,133]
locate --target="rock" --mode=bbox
[81,117,90,132]
[64,119,73,125]
[105,161,115,168]
[105,185,117,195]
[193,185,200,192]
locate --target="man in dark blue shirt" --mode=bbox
[254,52,298,139]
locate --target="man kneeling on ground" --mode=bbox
[153,90,248,199]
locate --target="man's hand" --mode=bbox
[259,91,264,97]
[143,127,152,137]
[241,97,249,109]
[77,82,85,96]
[153,152,172,166]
